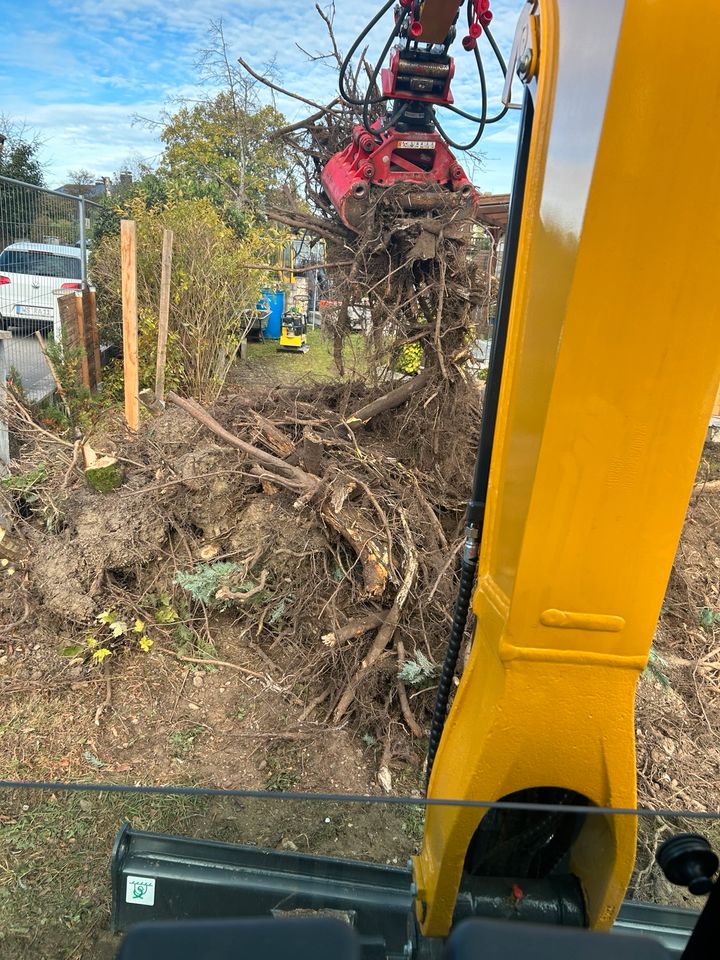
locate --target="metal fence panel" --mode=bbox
[0,175,99,401]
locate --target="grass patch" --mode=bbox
[168,724,206,759]
[242,329,367,384]
[0,789,209,959]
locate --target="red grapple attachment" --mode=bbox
[321,123,478,233]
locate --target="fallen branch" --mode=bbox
[347,369,433,426]
[217,569,269,602]
[322,611,388,646]
[62,440,82,490]
[166,392,319,496]
[692,479,720,497]
[158,646,266,679]
[297,689,332,723]
[334,511,418,721]
[396,639,424,738]
[251,413,295,458]
[320,478,390,596]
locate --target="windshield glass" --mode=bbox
[0,249,82,279]
[1,783,717,960]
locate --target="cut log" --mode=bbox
[252,412,295,458]
[85,456,124,493]
[347,368,432,426]
[301,426,325,476]
[82,442,124,493]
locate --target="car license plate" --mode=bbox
[15,304,52,317]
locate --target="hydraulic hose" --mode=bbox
[339,0,397,107]
[425,93,535,790]
[362,8,409,135]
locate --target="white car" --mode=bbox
[0,241,84,332]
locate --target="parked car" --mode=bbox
[0,241,84,333]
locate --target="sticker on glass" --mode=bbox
[126,875,156,906]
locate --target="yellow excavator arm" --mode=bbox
[415,0,720,938]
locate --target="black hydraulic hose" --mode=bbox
[441,22,509,127]
[433,1,488,151]
[339,0,397,107]
[433,48,486,150]
[376,100,410,135]
[362,8,409,135]
[425,93,535,790]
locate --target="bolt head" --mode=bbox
[517,50,532,76]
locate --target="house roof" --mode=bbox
[476,193,510,232]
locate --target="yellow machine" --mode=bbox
[113,2,720,957]
[415,0,720,938]
[277,309,309,353]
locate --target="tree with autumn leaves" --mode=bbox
[91,21,292,400]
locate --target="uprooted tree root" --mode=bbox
[3,390,720,809]
[240,10,495,469]
[1,378,482,755]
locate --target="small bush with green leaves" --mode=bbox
[60,609,154,665]
[173,562,245,607]
[699,607,720,632]
[398,650,438,686]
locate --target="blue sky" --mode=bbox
[1,0,521,194]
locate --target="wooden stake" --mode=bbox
[155,228,173,405]
[87,287,102,388]
[74,292,91,389]
[121,219,139,431]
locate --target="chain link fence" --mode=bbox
[0,175,100,402]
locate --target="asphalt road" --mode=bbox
[4,333,55,402]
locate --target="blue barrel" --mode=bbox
[260,289,285,340]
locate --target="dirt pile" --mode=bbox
[1,378,481,762]
[2,387,719,811]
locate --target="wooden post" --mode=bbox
[87,288,102,387]
[155,228,173,405]
[121,220,139,431]
[74,292,91,389]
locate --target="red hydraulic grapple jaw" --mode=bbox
[321,123,477,233]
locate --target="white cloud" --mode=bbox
[484,122,520,144]
[9,0,521,192]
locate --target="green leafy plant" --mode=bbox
[6,365,26,398]
[60,610,154,665]
[100,309,183,403]
[0,464,47,493]
[168,724,205,759]
[43,331,99,433]
[147,591,180,624]
[173,561,248,607]
[398,650,438,686]
[643,647,670,688]
[699,606,720,632]
[91,194,287,402]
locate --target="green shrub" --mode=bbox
[91,194,287,402]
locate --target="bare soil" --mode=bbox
[2,365,720,959]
